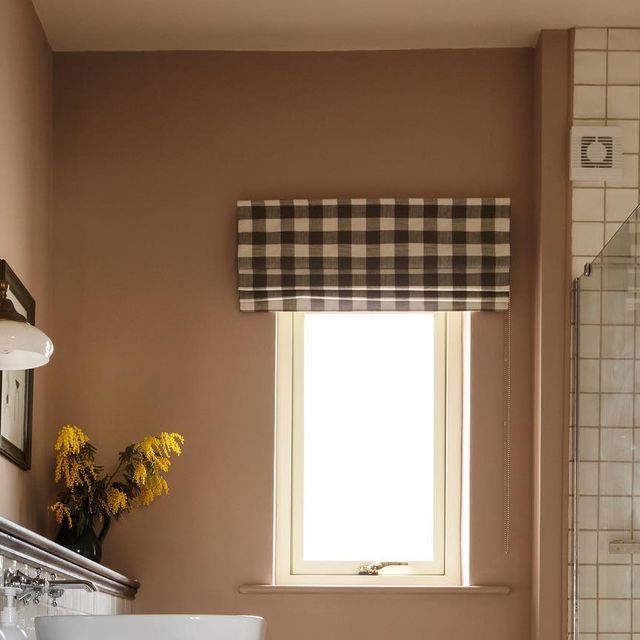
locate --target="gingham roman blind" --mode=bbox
[237,197,510,312]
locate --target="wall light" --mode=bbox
[0,281,53,370]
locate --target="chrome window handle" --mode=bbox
[357,561,409,575]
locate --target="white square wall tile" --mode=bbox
[600,428,633,460]
[605,222,621,243]
[580,324,601,357]
[607,154,639,188]
[609,29,640,51]
[578,565,597,597]
[634,396,640,426]
[608,52,640,84]
[575,28,608,50]
[579,427,599,460]
[602,291,634,324]
[575,51,608,84]
[606,188,640,222]
[624,155,638,188]
[599,599,631,632]
[633,497,640,529]
[599,496,632,529]
[633,566,640,596]
[578,495,598,528]
[634,600,640,633]
[574,85,607,118]
[607,86,640,119]
[578,461,599,494]
[579,392,600,426]
[633,463,640,495]
[573,222,605,255]
[599,461,632,495]
[599,565,631,598]
[579,599,598,632]
[580,358,600,392]
[602,264,632,290]
[601,393,633,427]
[578,530,598,563]
[601,325,633,359]
[609,119,640,154]
[601,360,634,393]
[579,291,601,324]
[573,188,605,221]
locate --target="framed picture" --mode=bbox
[0,261,34,470]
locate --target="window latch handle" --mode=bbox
[357,561,408,576]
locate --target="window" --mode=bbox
[274,312,464,586]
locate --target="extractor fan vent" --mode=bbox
[571,126,623,181]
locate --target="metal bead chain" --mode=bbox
[503,305,512,556]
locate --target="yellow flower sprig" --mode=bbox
[53,425,97,490]
[49,426,184,535]
[106,487,128,516]
[50,501,72,528]
[127,432,184,508]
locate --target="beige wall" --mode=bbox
[52,49,534,639]
[532,31,571,640]
[0,0,53,531]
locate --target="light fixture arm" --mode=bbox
[0,281,27,323]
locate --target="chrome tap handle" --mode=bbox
[3,567,98,608]
[357,561,409,575]
[4,568,32,587]
[49,587,64,607]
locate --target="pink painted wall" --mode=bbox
[0,0,53,531]
[51,48,535,639]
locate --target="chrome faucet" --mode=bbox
[357,561,409,575]
[4,567,98,607]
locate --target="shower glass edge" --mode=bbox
[573,203,640,638]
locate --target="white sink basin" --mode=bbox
[35,614,266,640]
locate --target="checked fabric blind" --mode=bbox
[237,197,510,312]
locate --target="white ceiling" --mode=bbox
[32,0,640,51]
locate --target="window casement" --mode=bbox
[274,311,464,586]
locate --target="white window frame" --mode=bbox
[274,312,463,586]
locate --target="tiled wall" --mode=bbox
[572,28,640,279]
[571,27,640,640]
[573,251,640,637]
[0,553,131,640]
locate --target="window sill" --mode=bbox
[238,584,511,595]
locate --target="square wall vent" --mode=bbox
[571,126,623,181]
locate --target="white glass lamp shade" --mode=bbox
[0,319,54,370]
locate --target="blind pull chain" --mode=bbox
[503,304,512,556]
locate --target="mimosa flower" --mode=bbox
[50,425,184,534]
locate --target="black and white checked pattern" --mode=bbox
[237,198,510,312]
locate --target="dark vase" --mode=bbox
[55,516,111,563]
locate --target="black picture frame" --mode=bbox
[0,260,35,470]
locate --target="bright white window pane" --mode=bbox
[301,313,437,562]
